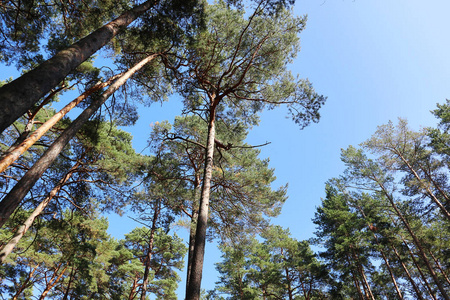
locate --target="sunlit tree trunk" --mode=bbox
[391,244,425,300]
[377,180,449,299]
[186,97,218,300]
[0,54,157,228]
[11,263,40,300]
[0,159,81,263]
[0,73,122,174]
[39,263,69,300]
[0,0,156,133]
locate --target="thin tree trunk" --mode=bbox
[429,249,450,286]
[377,180,449,300]
[0,159,81,263]
[62,267,76,300]
[0,73,122,174]
[11,263,40,300]
[185,175,201,293]
[355,205,403,299]
[347,255,365,300]
[0,0,157,133]
[0,54,157,228]
[140,198,161,300]
[186,98,218,300]
[395,151,450,220]
[129,274,140,300]
[391,244,425,300]
[351,248,374,300]
[39,264,69,300]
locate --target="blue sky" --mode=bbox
[1,0,450,298]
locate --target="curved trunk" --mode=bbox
[0,73,122,174]
[186,99,218,300]
[0,0,156,133]
[0,55,157,228]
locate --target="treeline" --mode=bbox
[0,0,324,299]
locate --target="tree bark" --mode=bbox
[376,178,449,300]
[0,159,81,263]
[0,73,122,174]
[185,175,201,294]
[39,263,69,300]
[395,151,450,221]
[186,98,218,300]
[391,244,425,300]
[0,54,157,228]
[0,0,156,134]
[140,198,161,300]
[11,263,39,300]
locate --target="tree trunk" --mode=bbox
[62,267,76,300]
[140,198,161,300]
[39,264,69,300]
[129,274,140,300]
[355,205,403,299]
[0,73,122,174]
[395,151,450,220]
[347,255,365,300]
[0,54,157,228]
[186,98,218,300]
[185,175,201,294]
[0,0,156,133]
[377,180,449,300]
[391,244,425,300]
[429,248,450,286]
[0,159,81,263]
[11,263,39,300]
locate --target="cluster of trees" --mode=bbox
[0,0,325,299]
[208,104,450,299]
[2,0,447,299]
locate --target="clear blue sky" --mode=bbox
[1,0,450,298]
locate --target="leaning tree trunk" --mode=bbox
[379,183,449,300]
[0,159,81,263]
[0,0,156,133]
[0,54,157,228]
[140,198,161,300]
[391,244,425,300]
[186,99,218,300]
[0,73,122,174]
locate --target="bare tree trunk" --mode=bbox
[140,198,161,300]
[0,0,156,133]
[395,151,450,220]
[355,205,403,299]
[0,159,81,263]
[0,54,157,228]
[128,274,140,300]
[0,73,122,174]
[377,181,449,300]
[185,175,201,293]
[186,99,218,300]
[62,267,76,300]
[11,263,40,300]
[429,249,450,286]
[391,244,425,300]
[39,264,69,300]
